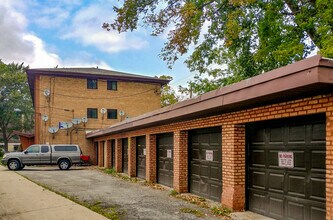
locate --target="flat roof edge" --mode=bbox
[26,69,170,85]
[86,56,333,139]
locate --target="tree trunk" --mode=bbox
[1,129,8,152]
[3,138,8,152]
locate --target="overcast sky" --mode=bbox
[0,0,195,88]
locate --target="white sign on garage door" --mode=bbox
[206,150,213,161]
[167,149,172,158]
[278,152,294,168]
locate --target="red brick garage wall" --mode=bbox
[93,94,333,219]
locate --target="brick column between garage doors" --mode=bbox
[115,139,123,172]
[128,137,136,177]
[326,111,333,219]
[105,140,111,168]
[98,141,104,167]
[173,130,188,193]
[221,124,245,211]
[146,134,157,182]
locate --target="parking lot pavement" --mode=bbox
[15,166,223,220]
[0,166,107,220]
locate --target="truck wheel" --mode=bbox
[18,164,25,170]
[8,159,20,171]
[58,159,71,170]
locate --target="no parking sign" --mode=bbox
[278,152,294,168]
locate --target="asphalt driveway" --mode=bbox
[16,166,224,220]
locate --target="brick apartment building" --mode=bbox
[26,68,169,162]
[87,55,333,220]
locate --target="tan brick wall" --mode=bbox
[33,75,162,164]
[93,94,333,219]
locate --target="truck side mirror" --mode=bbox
[24,151,28,154]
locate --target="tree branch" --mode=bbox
[284,0,319,48]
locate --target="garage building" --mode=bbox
[88,55,333,220]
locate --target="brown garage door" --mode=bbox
[189,127,222,201]
[157,133,174,187]
[247,114,326,220]
[122,138,128,173]
[136,136,146,179]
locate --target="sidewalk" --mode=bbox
[0,166,107,220]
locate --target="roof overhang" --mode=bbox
[86,55,333,139]
[13,131,35,138]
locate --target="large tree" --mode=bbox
[159,75,180,107]
[0,61,34,152]
[105,0,333,95]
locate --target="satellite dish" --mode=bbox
[100,108,107,114]
[82,117,88,123]
[42,114,48,122]
[43,89,50,97]
[119,110,125,116]
[72,118,82,125]
[48,126,59,134]
[62,122,73,129]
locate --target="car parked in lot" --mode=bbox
[1,144,83,170]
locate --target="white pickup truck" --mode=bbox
[1,144,83,170]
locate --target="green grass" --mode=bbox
[169,189,179,196]
[104,168,138,182]
[105,168,117,175]
[180,207,204,217]
[83,201,121,219]
[210,206,232,216]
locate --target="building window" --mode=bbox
[87,79,98,89]
[107,80,117,90]
[87,108,98,118]
[107,109,117,119]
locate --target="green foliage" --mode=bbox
[169,189,179,196]
[210,206,232,216]
[108,0,333,95]
[180,207,204,217]
[105,168,117,175]
[87,201,121,220]
[0,60,34,151]
[158,75,180,107]
[104,168,138,182]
